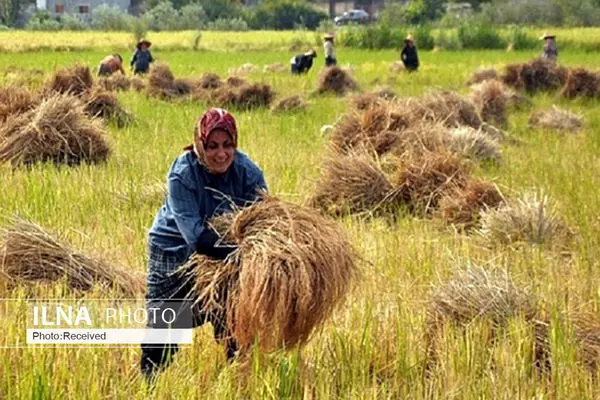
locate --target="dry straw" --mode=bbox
[0,86,36,122]
[439,179,505,230]
[45,65,94,96]
[97,74,132,92]
[468,68,499,85]
[309,150,394,216]
[148,63,192,100]
[447,126,502,163]
[0,219,144,296]
[469,79,510,128]
[83,87,133,127]
[0,92,110,167]
[271,95,307,113]
[502,59,568,93]
[528,106,584,132]
[316,66,360,96]
[561,68,600,99]
[185,196,357,352]
[478,191,571,247]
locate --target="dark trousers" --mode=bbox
[140,244,237,381]
[291,64,301,74]
[325,56,337,67]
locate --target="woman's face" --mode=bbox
[203,129,235,174]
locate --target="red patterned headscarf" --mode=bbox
[197,107,238,148]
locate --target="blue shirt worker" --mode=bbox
[141,108,267,382]
[131,39,154,75]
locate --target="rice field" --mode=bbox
[1,31,600,399]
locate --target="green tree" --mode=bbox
[0,0,26,27]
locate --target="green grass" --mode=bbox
[1,41,600,398]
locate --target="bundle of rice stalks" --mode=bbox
[388,121,449,158]
[469,79,510,127]
[392,152,471,215]
[130,76,146,92]
[97,74,131,92]
[439,179,505,230]
[309,150,394,216]
[561,68,600,99]
[502,59,568,93]
[226,76,247,87]
[316,66,360,96]
[271,95,306,113]
[350,93,384,112]
[372,85,397,100]
[0,93,110,167]
[447,126,502,163]
[264,63,287,73]
[186,196,357,352]
[468,68,499,85]
[196,72,223,90]
[478,191,571,247]
[0,86,36,122]
[528,106,584,132]
[83,88,133,127]
[0,219,144,296]
[428,265,536,329]
[173,79,193,96]
[45,65,93,96]
[570,312,600,372]
[229,63,258,75]
[211,83,275,110]
[147,63,191,100]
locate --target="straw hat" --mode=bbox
[304,49,317,57]
[539,32,555,40]
[137,39,152,49]
[405,34,415,42]
[324,33,334,40]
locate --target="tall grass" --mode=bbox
[1,43,600,398]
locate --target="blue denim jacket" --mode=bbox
[149,150,267,254]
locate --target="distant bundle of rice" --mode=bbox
[228,63,258,75]
[316,66,360,96]
[561,68,600,99]
[528,106,584,132]
[46,65,93,96]
[83,88,133,127]
[0,219,144,296]
[186,196,357,352]
[469,79,510,127]
[439,179,505,230]
[479,191,571,247]
[130,76,146,92]
[468,68,499,85]
[350,93,384,112]
[147,63,191,100]
[209,83,275,110]
[97,74,131,92]
[0,93,110,167]
[392,152,470,214]
[502,59,568,93]
[226,76,247,87]
[309,150,394,216]
[0,86,36,122]
[372,85,397,100]
[196,72,223,90]
[447,126,502,163]
[264,63,287,73]
[271,95,307,112]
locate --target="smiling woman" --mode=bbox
[142,107,267,382]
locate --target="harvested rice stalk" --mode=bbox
[479,191,571,247]
[392,152,471,215]
[0,219,144,296]
[502,59,568,93]
[528,106,584,132]
[185,196,357,352]
[46,65,93,96]
[316,66,359,96]
[469,79,510,127]
[271,95,307,113]
[0,86,36,122]
[83,88,133,127]
[439,179,505,230]
[97,74,132,92]
[147,63,191,100]
[309,150,394,216]
[561,68,600,99]
[448,126,501,163]
[468,68,499,85]
[0,93,110,167]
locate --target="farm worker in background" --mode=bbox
[141,107,267,383]
[401,35,419,72]
[131,39,154,75]
[97,54,125,77]
[290,49,317,74]
[540,33,558,62]
[324,34,337,67]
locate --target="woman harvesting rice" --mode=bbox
[141,108,267,382]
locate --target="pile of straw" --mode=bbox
[196,72,223,90]
[316,66,360,96]
[130,76,146,92]
[309,150,394,216]
[561,68,600,99]
[226,76,247,87]
[0,219,144,296]
[447,126,502,163]
[468,68,499,85]
[528,106,584,132]
[271,95,307,113]
[469,79,510,127]
[45,65,93,96]
[228,63,258,75]
[97,74,132,92]
[83,88,133,127]
[502,59,568,93]
[208,83,275,110]
[439,179,505,230]
[392,152,470,214]
[478,191,571,247]
[0,93,110,167]
[148,63,192,100]
[0,86,36,122]
[186,196,357,352]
